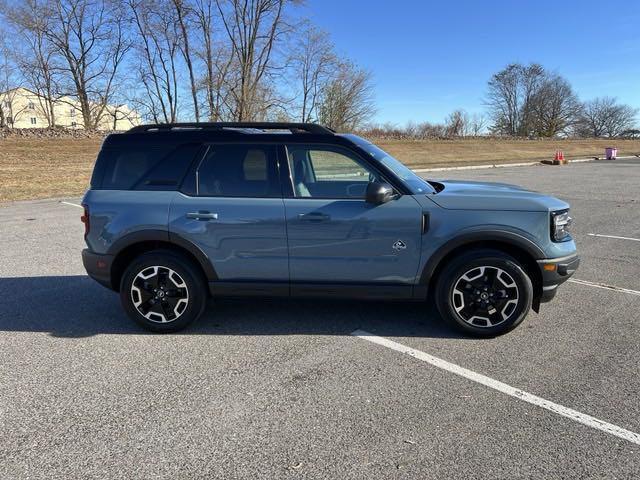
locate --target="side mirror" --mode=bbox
[366,182,395,204]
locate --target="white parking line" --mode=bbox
[352,330,640,446]
[568,278,640,296]
[587,233,640,243]
[60,201,83,209]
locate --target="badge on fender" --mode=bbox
[392,240,407,251]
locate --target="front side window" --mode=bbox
[30,117,37,125]
[343,134,435,194]
[286,144,381,199]
[196,144,279,197]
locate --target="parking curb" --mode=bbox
[414,156,636,173]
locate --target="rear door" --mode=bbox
[169,143,289,289]
[283,143,423,290]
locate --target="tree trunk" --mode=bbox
[173,0,200,122]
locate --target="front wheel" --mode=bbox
[435,249,533,337]
[120,250,207,333]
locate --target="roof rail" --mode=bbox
[127,122,334,135]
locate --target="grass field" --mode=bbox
[373,137,640,168]
[1,136,639,202]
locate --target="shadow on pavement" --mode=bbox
[0,275,464,339]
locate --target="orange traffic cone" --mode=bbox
[551,150,566,165]
[543,151,567,166]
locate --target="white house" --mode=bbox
[0,87,141,131]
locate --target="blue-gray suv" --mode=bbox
[81,122,579,336]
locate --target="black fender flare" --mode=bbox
[419,228,545,286]
[107,229,218,281]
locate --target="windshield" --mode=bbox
[343,134,436,194]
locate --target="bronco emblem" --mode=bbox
[392,240,407,251]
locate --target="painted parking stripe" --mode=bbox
[568,278,640,297]
[352,330,640,446]
[60,201,83,209]
[587,233,640,243]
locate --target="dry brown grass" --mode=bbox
[1,136,639,202]
[0,138,102,202]
[375,138,640,169]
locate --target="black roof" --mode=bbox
[103,122,355,150]
[127,122,334,135]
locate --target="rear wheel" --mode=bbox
[435,249,533,337]
[120,250,207,333]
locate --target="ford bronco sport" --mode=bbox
[81,122,579,336]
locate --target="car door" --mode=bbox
[169,143,289,291]
[283,143,423,294]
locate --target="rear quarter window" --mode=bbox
[96,143,201,190]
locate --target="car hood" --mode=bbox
[428,180,569,212]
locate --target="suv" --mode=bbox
[82,122,579,336]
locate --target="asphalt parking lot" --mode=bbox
[1,158,639,479]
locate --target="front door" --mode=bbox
[283,144,423,289]
[169,143,289,287]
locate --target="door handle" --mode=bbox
[186,211,218,221]
[297,212,330,222]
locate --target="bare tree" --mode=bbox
[5,0,60,127]
[603,104,638,137]
[0,27,17,127]
[468,113,487,136]
[105,103,139,130]
[291,23,336,122]
[0,17,32,128]
[171,0,200,121]
[128,0,182,123]
[317,61,375,132]
[518,63,546,135]
[486,62,546,136]
[192,0,235,120]
[529,74,581,137]
[42,0,130,130]
[415,121,446,139]
[445,109,468,137]
[215,0,294,121]
[486,63,520,135]
[576,97,638,137]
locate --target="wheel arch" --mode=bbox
[108,230,216,292]
[421,231,544,311]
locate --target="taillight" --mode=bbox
[81,204,90,239]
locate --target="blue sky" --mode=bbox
[300,0,640,125]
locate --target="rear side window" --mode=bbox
[196,144,279,197]
[97,144,201,190]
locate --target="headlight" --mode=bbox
[551,210,572,242]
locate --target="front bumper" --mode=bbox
[537,253,580,303]
[82,249,115,290]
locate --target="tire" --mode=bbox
[435,249,533,337]
[119,250,207,333]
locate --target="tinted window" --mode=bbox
[136,144,201,190]
[197,144,279,197]
[99,144,200,190]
